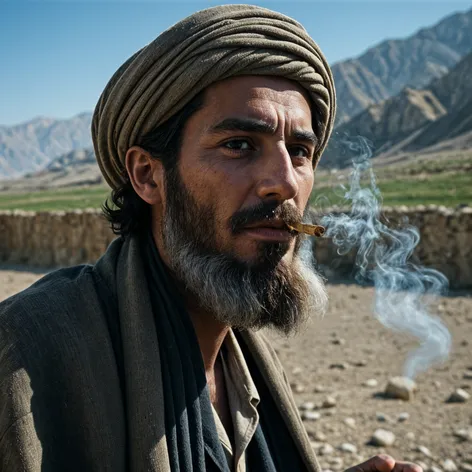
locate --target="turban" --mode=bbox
[92,4,336,190]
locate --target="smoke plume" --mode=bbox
[318,137,452,380]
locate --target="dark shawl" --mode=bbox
[0,235,321,471]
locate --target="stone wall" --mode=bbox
[1,206,471,288]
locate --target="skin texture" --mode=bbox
[125,75,422,472]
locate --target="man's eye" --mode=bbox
[223,139,252,152]
[290,146,311,159]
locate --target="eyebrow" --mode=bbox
[209,117,318,147]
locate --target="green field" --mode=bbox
[1,154,471,211]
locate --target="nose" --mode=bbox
[254,144,299,202]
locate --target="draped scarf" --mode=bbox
[139,231,309,471]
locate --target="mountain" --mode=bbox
[322,50,472,167]
[332,8,472,125]
[2,8,472,180]
[0,113,92,179]
[0,147,103,192]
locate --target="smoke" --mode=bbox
[318,137,452,380]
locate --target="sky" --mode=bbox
[1,0,471,126]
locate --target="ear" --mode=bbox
[125,146,165,205]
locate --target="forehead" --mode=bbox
[200,75,313,126]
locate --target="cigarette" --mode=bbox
[286,222,325,237]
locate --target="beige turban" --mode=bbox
[92,4,336,190]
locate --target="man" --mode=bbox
[0,5,422,472]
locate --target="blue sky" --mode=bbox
[1,1,470,126]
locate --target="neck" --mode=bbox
[188,302,230,374]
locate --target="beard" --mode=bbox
[160,166,328,335]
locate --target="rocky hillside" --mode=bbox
[0,113,92,179]
[332,8,472,125]
[323,51,472,167]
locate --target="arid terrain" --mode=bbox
[1,268,471,470]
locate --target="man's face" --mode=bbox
[171,75,316,266]
[157,76,326,333]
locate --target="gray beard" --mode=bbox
[161,167,328,335]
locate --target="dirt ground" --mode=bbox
[1,268,471,470]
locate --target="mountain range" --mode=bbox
[324,49,472,167]
[1,6,472,181]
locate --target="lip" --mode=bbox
[242,226,293,242]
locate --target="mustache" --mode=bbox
[230,201,303,234]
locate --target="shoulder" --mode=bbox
[0,264,110,368]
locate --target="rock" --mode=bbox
[376,412,392,423]
[416,445,433,458]
[301,411,321,421]
[291,382,305,394]
[324,409,337,417]
[312,431,327,442]
[406,432,416,441]
[327,457,344,471]
[442,459,458,472]
[318,444,335,456]
[322,396,337,408]
[385,377,417,400]
[352,360,368,367]
[433,381,441,389]
[463,372,472,380]
[314,385,328,393]
[454,428,472,441]
[460,465,472,472]
[447,389,470,403]
[344,417,356,429]
[363,379,379,388]
[429,467,442,472]
[370,429,396,447]
[292,366,303,375]
[339,443,357,454]
[331,338,346,345]
[300,401,316,411]
[330,363,348,370]
[398,412,410,422]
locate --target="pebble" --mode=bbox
[292,366,303,375]
[330,363,348,370]
[344,417,356,429]
[370,429,396,447]
[300,401,316,411]
[416,445,433,458]
[406,432,416,441]
[385,377,417,401]
[454,428,472,441]
[327,457,344,471]
[301,411,321,421]
[314,385,328,393]
[352,360,368,367]
[463,372,472,380]
[398,412,410,422]
[331,338,346,345]
[324,409,337,417]
[363,379,379,388]
[322,396,337,408]
[460,465,472,472]
[318,444,335,456]
[339,443,357,454]
[312,431,327,442]
[376,412,392,423]
[447,388,470,403]
[291,382,305,394]
[433,381,442,389]
[429,467,442,472]
[443,460,458,472]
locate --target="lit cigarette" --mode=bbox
[286,222,325,237]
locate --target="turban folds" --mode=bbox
[92,4,336,190]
